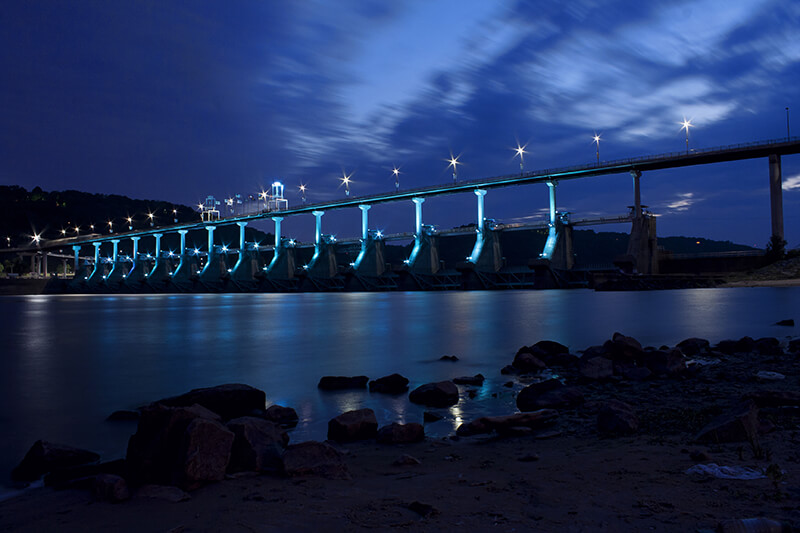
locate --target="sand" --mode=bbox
[2,340,800,532]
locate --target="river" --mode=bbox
[2,287,799,487]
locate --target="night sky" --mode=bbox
[2,0,798,247]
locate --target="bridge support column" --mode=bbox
[359,205,370,240]
[105,239,125,282]
[632,169,642,218]
[88,242,102,282]
[621,169,658,274]
[43,252,48,278]
[769,154,784,241]
[61,258,67,279]
[171,229,195,290]
[73,245,81,275]
[146,233,171,288]
[405,197,441,275]
[541,182,559,259]
[468,190,487,264]
[310,210,325,266]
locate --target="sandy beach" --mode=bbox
[2,333,800,532]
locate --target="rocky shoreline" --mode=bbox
[2,330,800,531]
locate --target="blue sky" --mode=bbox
[2,0,798,247]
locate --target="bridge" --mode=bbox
[12,136,800,292]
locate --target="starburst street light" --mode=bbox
[340,171,353,196]
[31,233,41,245]
[108,220,114,234]
[126,216,133,230]
[147,212,155,226]
[679,117,693,154]
[512,142,528,174]
[391,166,401,192]
[60,228,67,236]
[592,133,601,164]
[74,225,80,234]
[446,152,461,184]
[299,184,307,204]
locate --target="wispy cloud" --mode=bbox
[665,192,701,211]
[783,175,800,191]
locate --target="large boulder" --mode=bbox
[597,400,638,436]
[788,339,800,353]
[282,441,349,479]
[676,337,710,356]
[180,417,235,489]
[226,416,288,473]
[155,384,266,421]
[516,379,583,412]
[579,356,614,380]
[263,405,299,428]
[369,373,409,394]
[318,376,369,390]
[754,337,781,356]
[644,348,686,376]
[12,441,100,482]
[328,408,379,442]
[409,381,459,407]
[456,410,558,437]
[512,351,547,373]
[602,332,645,364]
[452,374,485,386]
[694,402,760,444]
[376,423,425,444]
[126,403,230,488]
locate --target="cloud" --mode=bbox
[665,192,700,211]
[783,175,800,191]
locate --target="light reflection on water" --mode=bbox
[1,287,799,484]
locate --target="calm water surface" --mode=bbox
[2,288,799,486]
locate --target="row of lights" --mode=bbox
[28,119,700,246]
[29,209,182,245]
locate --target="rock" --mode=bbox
[621,365,652,381]
[775,319,794,326]
[226,416,288,473]
[107,410,140,422]
[126,403,225,487]
[263,405,299,428]
[180,417,235,488]
[369,373,409,394]
[645,348,686,376]
[754,371,785,381]
[735,336,756,353]
[597,400,638,436]
[376,423,425,444]
[393,454,421,466]
[12,441,101,482]
[602,332,645,364]
[754,337,781,356]
[456,410,558,437]
[516,379,583,412]
[689,450,712,462]
[407,501,439,518]
[716,518,790,532]
[676,337,710,356]
[715,339,738,355]
[43,459,126,489]
[743,390,800,407]
[579,356,614,380]
[788,339,800,353]
[135,484,191,502]
[156,384,266,421]
[532,340,569,356]
[423,411,443,423]
[695,402,760,444]
[439,355,459,362]
[503,381,514,388]
[93,474,130,502]
[500,365,519,375]
[512,351,547,373]
[453,374,485,386]
[327,408,378,442]
[317,376,369,390]
[409,381,459,407]
[282,441,349,479]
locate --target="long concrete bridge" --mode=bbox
[13,136,800,292]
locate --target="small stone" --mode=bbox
[283,441,349,479]
[689,450,712,462]
[695,401,759,444]
[597,400,638,436]
[393,454,421,466]
[775,319,794,327]
[423,411,443,423]
[439,355,459,362]
[407,501,439,518]
[328,408,378,442]
[317,376,369,390]
[754,371,785,381]
[409,381,459,407]
[503,381,514,388]
[376,422,424,444]
[263,405,299,428]
[517,454,540,462]
[453,374,485,386]
[93,474,130,502]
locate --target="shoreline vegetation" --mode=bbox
[2,331,800,531]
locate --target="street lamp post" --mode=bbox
[340,171,352,196]
[592,133,601,164]
[787,107,791,140]
[446,153,461,184]
[392,166,401,191]
[680,117,693,154]
[513,143,528,175]
[299,184,307,204]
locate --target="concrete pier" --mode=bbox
[769,154,784,241]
